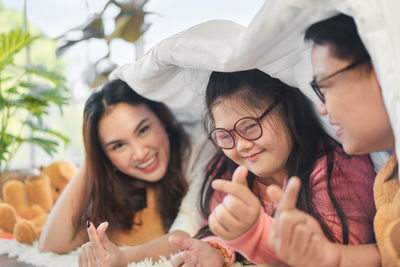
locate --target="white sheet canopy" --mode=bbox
[110,0,400,175]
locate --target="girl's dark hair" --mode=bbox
[200,69,350,244]
[74,79,190,238]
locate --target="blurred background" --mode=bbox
[0,0,263,172]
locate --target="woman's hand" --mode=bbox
[169,235,225,267]
[209,165,261,240]
[78,221,125,267]
[267,177,340,267]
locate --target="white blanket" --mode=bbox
[110,0,399,175]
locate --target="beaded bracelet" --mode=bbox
[206,240,234,267]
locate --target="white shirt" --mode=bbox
[169,122,216,236]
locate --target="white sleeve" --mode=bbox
[168,128,216,237]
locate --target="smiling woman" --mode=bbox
[38,79,215,265]
[98,102,171,183]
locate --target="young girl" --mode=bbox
[169,69,376,266]
[39,79,214,264]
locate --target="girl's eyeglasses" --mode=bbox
[209,99,281,149]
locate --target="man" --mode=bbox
[267,14,399,267]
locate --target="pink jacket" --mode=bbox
[207,147,376,264]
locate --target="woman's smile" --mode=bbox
[136,153,159,173]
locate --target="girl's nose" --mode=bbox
[236,135,253,152]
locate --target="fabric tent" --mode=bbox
[110,0,399,175]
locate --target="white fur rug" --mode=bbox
[0,239,243,266]
[0,239,172,267]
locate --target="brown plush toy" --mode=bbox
[373,153,400,267]
[0,160,77,245]
[40,160,77,201]
[0,174,52,244]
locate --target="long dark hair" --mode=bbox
[200,69,350,244]
[74,79,190,237]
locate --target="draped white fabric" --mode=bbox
[110,0,399,175]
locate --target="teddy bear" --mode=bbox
[373,153,400,267]
[0,160,77,245]
[0,173,52,244]
[40,160,77,202]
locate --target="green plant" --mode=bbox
[56,0,150,88]
[0,29,69,172]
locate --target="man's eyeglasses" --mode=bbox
[209,99,281,149]
[310,57,370,103]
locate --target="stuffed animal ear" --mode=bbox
[57,161,77,182]
[44,160,77,182]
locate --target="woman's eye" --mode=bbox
[138,125,150,135]
[112,143,123,151]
